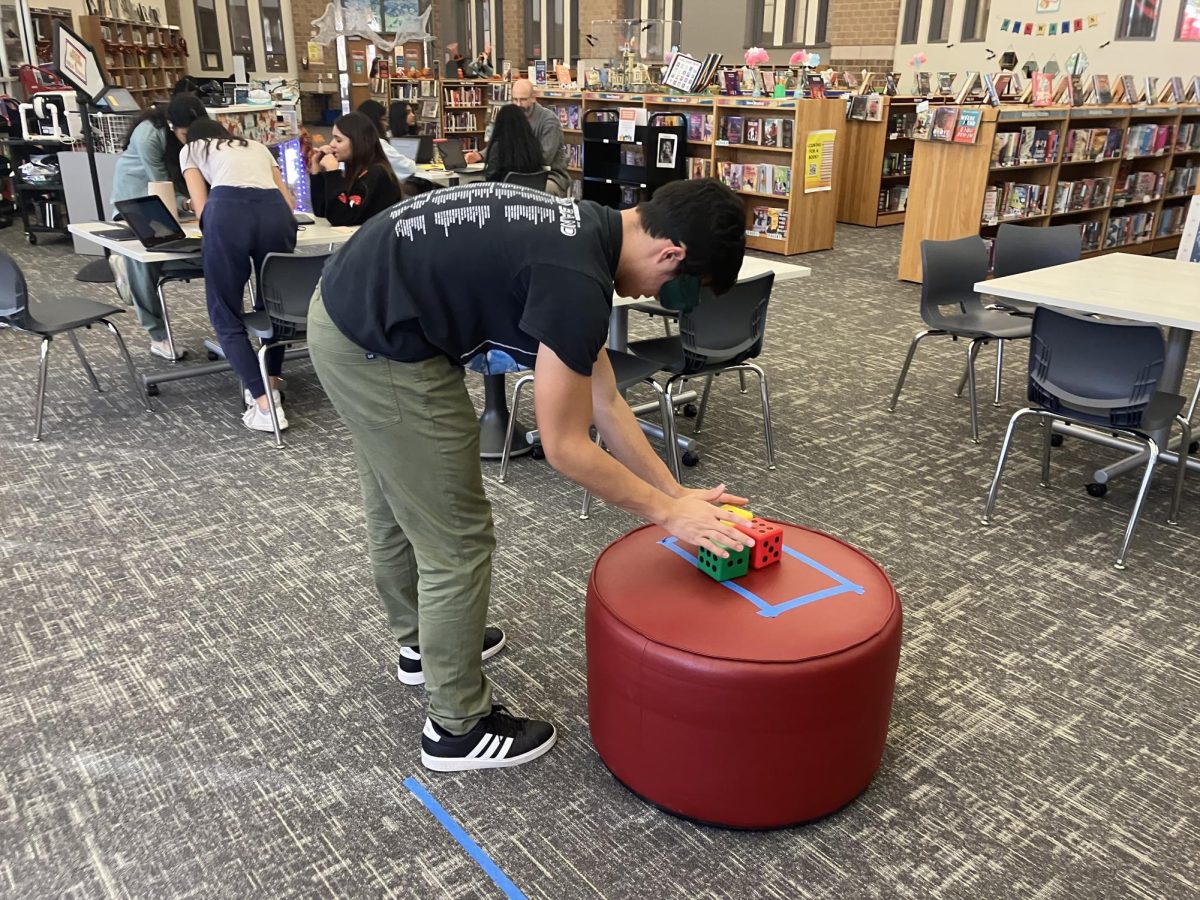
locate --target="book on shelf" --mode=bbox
[914,71,931,96]
[762,118,782,147]
[844,70,860,90]
[781,119,793,148]
[930,106,958,142]
[742,164,758,192]
[912,105,933,141]
[1091,74,1113,105]
[847,95,869,121]
[877,184,909,213]
[772,166,791,196]
[1113,74,1137,103]
[864,95,884,122]
[1032,72,1055,107]
[805,73,827,99]
[936,72,956,96]
[1142,76,1158,103]
[747,206,788,240]
[952,108,982,144]
[980,73,1002,107]
[858,74,874,95]
[1190,76,1200,103]
[992,73,1013,98]
[955,71,980,105]
[724,115,744,145]
[744,118,761,145]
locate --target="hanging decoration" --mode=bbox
[998,12,1104,35]
[310,0,434,50]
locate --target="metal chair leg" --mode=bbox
[646,377,682,481]
[579,430,603,519]
[156,278,179,363]
[68,330,102,392]
[102,319,152,413]
[498,374,534,483]
[743,362,775,470]
[1168,416,1190,526]
[1115,438,1161,570]
[966,338,982,444]
[738,370,747,394]
[1039,417,1053,488]
[33,336,51,442]
[981,407,1040,524]
[1189,378,1200,424]
[693,374,714,433]
[888,330,939,411]
[993,339,1005,408]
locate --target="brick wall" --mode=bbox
[825,0,901,47]
[501,0,525,66]
[829,57,897,79]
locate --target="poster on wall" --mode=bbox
[803,130,836,194]
[383,0,420,35]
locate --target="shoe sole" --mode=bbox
[396,633,507,687]
[421,726,557,772]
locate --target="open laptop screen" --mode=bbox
[114,195,185,243]
[270,138,311,213]
[390,136,421,161]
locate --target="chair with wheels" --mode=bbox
[243,250,332,448]
[981,306,1190,570]
[888,236,1032,443]
[497,349,680,519]
[0,248,150,441]
[629,271,776,470]
[989,223,1082,315]
[502,170,549,191]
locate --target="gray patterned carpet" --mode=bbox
[1,223,1197,900]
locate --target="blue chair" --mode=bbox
[981,307,1190,570]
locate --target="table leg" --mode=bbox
[479,372,531,460]
[608,306,629,352]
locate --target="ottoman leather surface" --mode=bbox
[586,522,902,828]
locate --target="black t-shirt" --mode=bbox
[319,183,621,376]
[311,164,402,226]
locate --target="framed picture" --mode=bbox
[1036,0,1062,12]
[656,133,678,169]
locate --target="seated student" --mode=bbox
[357,99,418,183]
[309,112,403,226]
[389,100,418,138]
[483,104,546,186]
[180,118,298,434]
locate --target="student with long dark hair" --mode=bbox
[308,112,403,226]
[388,100,417,137]
[484,104,545,184]
[109,94,207,359]
[181,118,298,433]
[357,99,419,183]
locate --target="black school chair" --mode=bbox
[989,223,1082,315]
[982,306,1190,570]
[0,248,150,441]
[502,170,549,191]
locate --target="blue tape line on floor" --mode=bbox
[404,776,528,900]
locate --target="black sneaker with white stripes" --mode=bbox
[397,626,507,686]
[421,704,557,772]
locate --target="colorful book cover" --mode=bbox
[952,108,982,144]
[1092,75,1113,105]
[805,73,826,99]
[568,105,580,129]
[762,118,780,147]
[773,165,790,196]
[930,106,958,141]
[759,164,772,190]
[703,115,714,142]
[728,165,743,191]
[742,164,758,193]
[781,119,794,148]
[1104,129,1123,159]
[726,116,744,145]
[687,114,701,141]
[1032,72,1054,107]
[1088,129,1108,160]
[744,119,761,145]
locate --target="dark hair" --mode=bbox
[167,94,208,131]
[357,99,388,139]
[637,179,746,295]
[185,118,249,163]
[486,105,544,181]
[333,112,401,193]
[120,102,188,187]
[389,101,415,137]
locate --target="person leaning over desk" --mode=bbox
[308,112,404,226]
[305,178,753,772]
[180,118,297,434]
[109,94,208,361]
[465,79,569,196]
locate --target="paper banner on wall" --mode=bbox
[1000,14,1103,34]
[1087,15,1099,28]
[1074,19,1084,31]
[1036,24,1047,36]
[1024,23,1033,35]
[1001,18,1011,31]
[1048,23,1058,35]
[803,130,836,194]
[1061,21,1070,33]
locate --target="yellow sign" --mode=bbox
[307,41,324,65]
[804,129,836,193]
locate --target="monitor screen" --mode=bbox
[271,138,311,213]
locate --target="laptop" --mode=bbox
[269,137,314,223]
[437,138,474,172]
[391,135,435,164]
[113,195,203,253]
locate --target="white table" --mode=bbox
[979,253,1200,481]
[68,218,357,394]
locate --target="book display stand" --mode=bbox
[899,103,1200,282]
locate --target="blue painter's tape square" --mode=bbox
[658,537,865,618]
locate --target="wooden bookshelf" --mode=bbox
[30,7,73,65]
[537,90,584,194]
[899,103,1200,282]
[79,15,186,104]
[389,77,440,136]
[838,96,927,227]
[440,79,488,151]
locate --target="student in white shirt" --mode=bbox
[180,118,298,433]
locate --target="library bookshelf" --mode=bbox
[536,89,585,194]
[898,103,1200,283]
[79,15,186,104]
[538,89,842,255]
[837,96,952,228]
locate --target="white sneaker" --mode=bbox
[243,387,283,407]
[150,339,184,360]
[242,404,288,432]
[110,255,132,305]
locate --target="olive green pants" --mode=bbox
[307,289,495,735]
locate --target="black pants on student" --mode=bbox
[201,186,297,399]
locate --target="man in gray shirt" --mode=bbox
[466,78,570,196]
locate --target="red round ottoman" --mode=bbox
[586,522,902,829]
